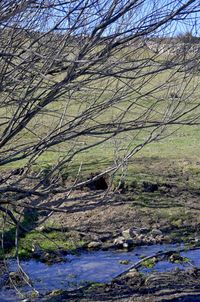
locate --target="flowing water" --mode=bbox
[0,244,200,301]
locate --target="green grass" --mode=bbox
[0,229,86,260]
[18,230,85,253]
[1,46,200,176]
[2,121,200,190]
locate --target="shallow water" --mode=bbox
[0,244,199,301]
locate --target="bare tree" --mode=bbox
[0,0,200,237]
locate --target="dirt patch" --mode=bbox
[44,185,200,246]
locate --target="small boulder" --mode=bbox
[87,241,102,249]
[114,237,134,249]
[169,253,183,263]
[151,228,163,236]
[140,234,146,239]
[123,239,134,249]
[148,235,157,244]
[114,236,125,247]
[155,235,164,243]
[164,235,171,243]
[119,260,130,265]
[41,252,64,264]
[134,237,143,245]
[122,227,141,239]
[126,268,140,278]
[140,228,149,234]
[122,229,132,239]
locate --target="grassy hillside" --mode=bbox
[1,41,200,186]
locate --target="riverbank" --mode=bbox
[1,157,200,301]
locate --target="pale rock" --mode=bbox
[114,236,125,246]
[87,241,102,249]
[114,237,134,249]
[123,239,134,249]
[38,226,45,232]
[122,227,141,239]
[122,229,132,239]
[126,268,141,278]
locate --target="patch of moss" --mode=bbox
[88,282,104,289]
[17,230,85,255]
[141,257,157,269]
[169,253,188,264]
[49,289,63,296]
[182,257,190,263]
[17,248,32,259]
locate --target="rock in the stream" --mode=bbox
[87,241,102,249]
[42,252,64,264]
[123,239,134,249]
[125,268,141,278]
[119,260,130,265]
[7,272,25,286]
[169,253,184,263]
[114,237,134,249]
[114,236,124,246]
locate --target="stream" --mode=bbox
[0,243,200,301]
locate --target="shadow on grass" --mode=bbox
[35,191,186,220]
[0,208,38,252]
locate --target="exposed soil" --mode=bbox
[43,181,200,246]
